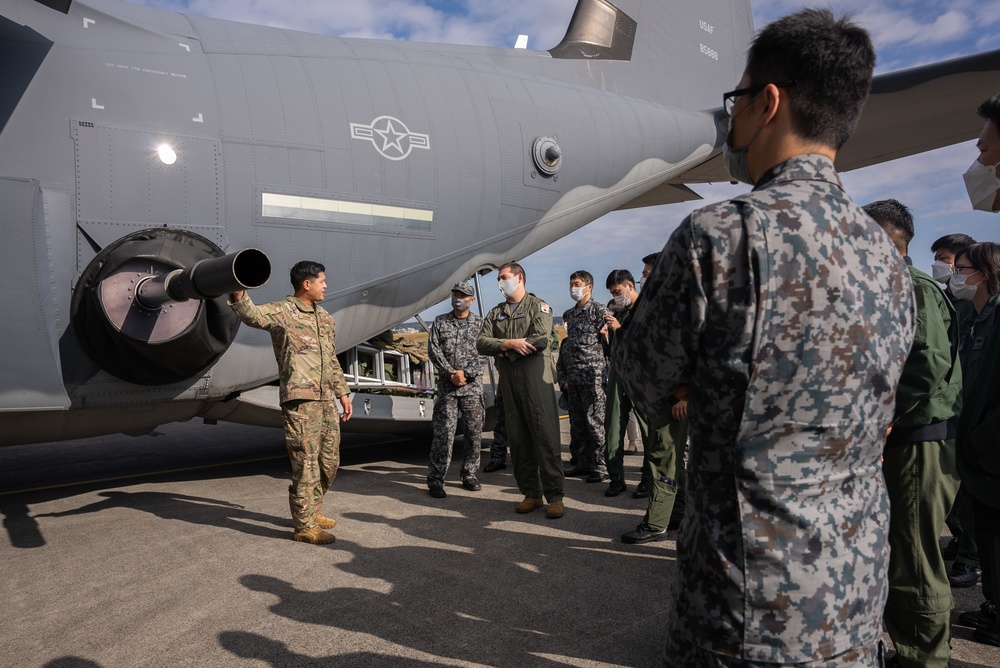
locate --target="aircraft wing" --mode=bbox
[838,47,1000,172]
[660,47,1000,193]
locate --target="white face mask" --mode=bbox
[963,158,1000,212]
[931,260,953,284]
[950,271,982,301]
[612,291,631,308]
[498,277,519,297]
[570,286,587,302]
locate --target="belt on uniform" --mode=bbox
[885,417,956,447]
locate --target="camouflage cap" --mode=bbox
[452,281,475,297]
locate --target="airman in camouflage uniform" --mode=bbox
[614,11,914,665]
[477,262,565,519]
[558,270,610,481]
[229,261,352,545]
[426,281,485,497]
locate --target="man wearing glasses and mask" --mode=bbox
[613,9,914,666]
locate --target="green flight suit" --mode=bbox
[606,302,655,487]
[643,414,687,532]
[605,301,687,530]
[882,265,962,668]
[955,293,1000,641]
[477,293,564,503]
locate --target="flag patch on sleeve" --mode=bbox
[540,303,551,314]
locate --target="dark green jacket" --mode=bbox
[955,293,1000,509]
[892,265,962,430]
[476,292,556,383]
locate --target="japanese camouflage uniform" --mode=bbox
[882,262,962,668]
[557,298,609,474]
[955,294,1000,642]
[427,297,485,488]
[613,155,915,666]
[477,293,564,503]
[230,293,350,532]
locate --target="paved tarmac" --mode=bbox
[1,420,998,667]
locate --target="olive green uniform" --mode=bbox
[477,293,564,503]
[955,294,1000,642]
[605,302,687,529]
[882,264,962,667]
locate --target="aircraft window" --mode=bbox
[261,192,433,233]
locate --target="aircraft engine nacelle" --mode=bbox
[71,229,270,386]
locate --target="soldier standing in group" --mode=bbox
[865,199,963,667]
[477,262,565,519]
[559,270,610,483]
[426,281,485,498]
[229,261,353,546]
[614,10,914,665]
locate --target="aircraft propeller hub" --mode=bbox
[532,136,563,176]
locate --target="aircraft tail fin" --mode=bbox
[548,0,753,111]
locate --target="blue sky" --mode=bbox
[137,0,999,319]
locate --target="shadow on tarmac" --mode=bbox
[43,659,104,668]
[0,434,427,549]
[219,631,457,667]
[34,490,290,540]
[222,461,678,668]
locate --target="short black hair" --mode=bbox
[958,242,1000,296]
[606,269,634,289]
[978,94,1000,127]
[570,270,594,286]
[745,8,875,150]
[863,199,913,254]
[641,253,660,266]
[290,260,325,290]
[931,234,977,255]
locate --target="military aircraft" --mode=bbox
[1,0,998,446]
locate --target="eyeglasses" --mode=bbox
[953,265,979,275]
[722,81,796,116]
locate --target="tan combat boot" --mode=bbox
[315,512,337,529]
[293,526,335,544]
[546,500,565,519]
[515,497,544,514]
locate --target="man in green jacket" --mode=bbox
[476,262,565,519]
[865,200,963,667]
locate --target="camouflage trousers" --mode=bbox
[282,399,340,531]
[428,392,484,486]
[566,380,606,473]
[662,637,887,667]
[490,384,508,464]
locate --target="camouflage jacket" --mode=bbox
[557,298,608,385]
[476,293,556,384]
[230,294,349,404]
[428,311,485,397]
[613,155,914,663]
